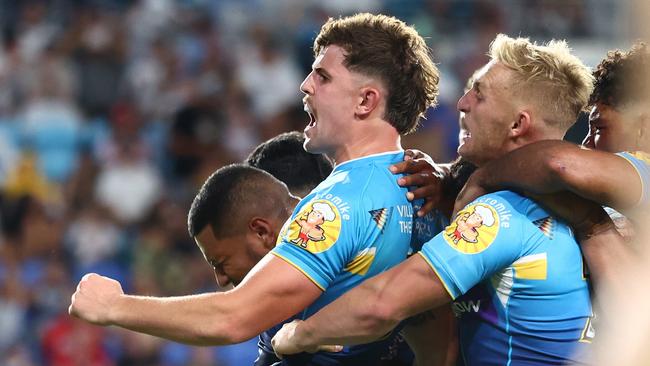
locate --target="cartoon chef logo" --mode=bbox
[286,200,341,253]
[444,203,499,254]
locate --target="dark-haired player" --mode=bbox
[246,131,333,198]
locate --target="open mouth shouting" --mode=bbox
[458,114,471,144]
[459,129,471,143]
[303,99,317,132]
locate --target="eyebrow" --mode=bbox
[315,67,332,79]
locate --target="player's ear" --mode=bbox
[511,110,531,138]
[249,217,276,249]
[355,86,381,119]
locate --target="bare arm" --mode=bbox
[69,254,322,346]
[454,140,642,212]
[271,254,451,354]
[523,191,632,292]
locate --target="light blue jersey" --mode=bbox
[420,191,592,365]
[603,151,650,235]
[617,151,650,207]
[266,151,446,365]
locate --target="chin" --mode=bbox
[304,139,329,155]
[303,140,318,153]
[457,148,482,166]
[457,143,470,158]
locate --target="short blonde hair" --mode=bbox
[489,34,594,130]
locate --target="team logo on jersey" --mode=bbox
[444,203,499,254]
[629,151,650,165]
[533,216,555,239]
[369,208,390,232]
[286,200,341,253]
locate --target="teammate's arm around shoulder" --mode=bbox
[70,254,322,346]
[524,191,632,294]
[272,254,450,356]
[455,140,643,212]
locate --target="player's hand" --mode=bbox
[69,273,124,326]
[271,320,342,358]
[390,149,445,217]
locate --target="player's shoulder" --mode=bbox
[313,152,406,204]
[458,190,537,228]
[617,151,650,175]
[469,191,571,236]
[617,150,650,164]
[469,190,528,210]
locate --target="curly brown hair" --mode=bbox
[314,13,439,135]
[589,42,650,109]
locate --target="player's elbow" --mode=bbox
[198,316,255,345]
[544,149,580,189]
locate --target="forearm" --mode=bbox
[474,140,641,209]
[296,278,402,347]
[473,140,574,195]
[293,256,445,349]
[573,210,632,292]
[72,256,322,347]
[109,292,247,346]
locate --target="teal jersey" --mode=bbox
[617,151,650,207]
[269,151,445,365]
[604,151,650,235]
[419,191,592,365]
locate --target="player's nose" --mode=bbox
[300,72,314,95]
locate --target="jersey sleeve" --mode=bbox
[418,194,524,299]
[271,194,358,291]
[616,151,650,207]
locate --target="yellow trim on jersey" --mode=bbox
[417,252,456,300]
[344,248,376,276]
[271,252,326,292]
[512,254,548,280]
[617,152,645,207]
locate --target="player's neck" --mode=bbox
[332,128,401,165]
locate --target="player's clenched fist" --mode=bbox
[272,320,306,357]
[69,273,124,325]
[272,320,342,358]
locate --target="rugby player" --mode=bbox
[69,13,448,365]
[272,34,605,365]
[246,131,334,198]
[451,43,650,287]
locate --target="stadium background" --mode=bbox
[0,1,644,365]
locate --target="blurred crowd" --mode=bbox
[0,0,623,365]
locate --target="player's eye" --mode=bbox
[316,71,328,82]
